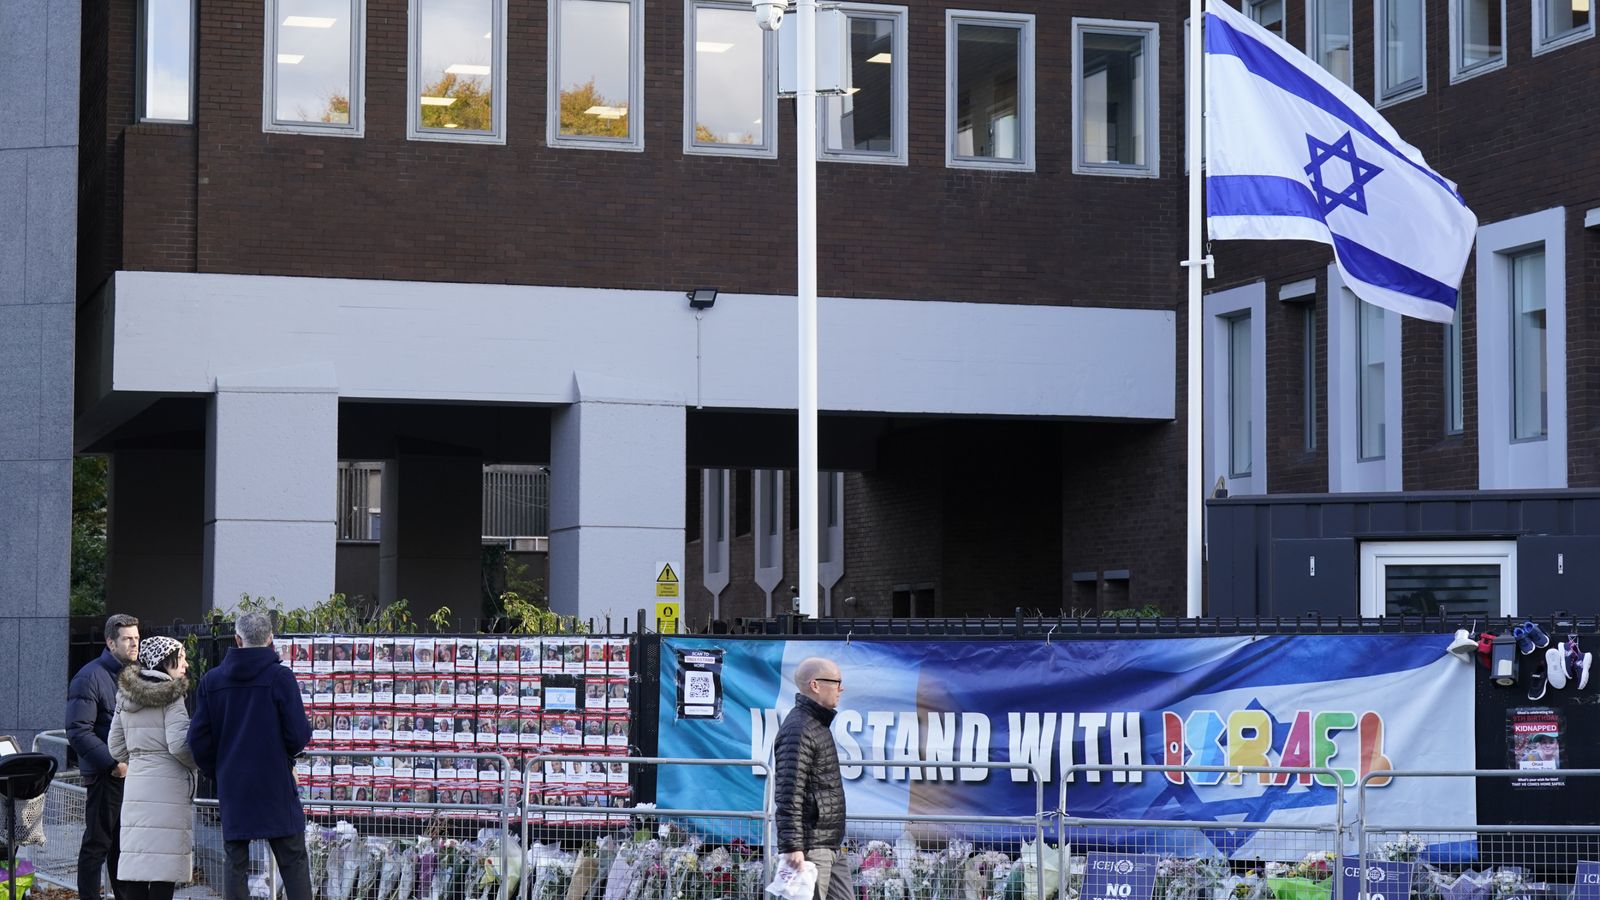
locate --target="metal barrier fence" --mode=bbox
[28,735,1600,900]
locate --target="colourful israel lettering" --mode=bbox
[1160,708,1391,786]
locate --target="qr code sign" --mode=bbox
[684,671,714,703]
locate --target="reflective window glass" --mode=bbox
[142,0,193,121]
[1380,0,1423,99]
[691,5,767,148]
[825,14,897,155]
[1511,249,1547,441]
[272,0,357,126]
[1080,30,1146,167]
[556,0,634,141]
[416,0,497,133]
[1457,0,1503,70]
[953,23,1021,161]
[1314,0,1353,84]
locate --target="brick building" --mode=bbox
[62,0,1189,638]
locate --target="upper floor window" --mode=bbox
[549,0,643,150]
[1534,0,1593,53]
[1246,0,1284,37]
[1308,0,1353,84]
[1358,299,1387,461]
[946,10,1034,171]
[1072,18,1159,178]
[264,0,365,135]
[1510,248,1548,441]
[1450,0,1505,80]
[686,0,776,157]
[1227,313,1253,478]
[140,0,194,122]
[1444,312,1465,435]
[1204,283,1265,495]
[408,0,506,143]
[821,4,908,165]
[1376,0,1425,105]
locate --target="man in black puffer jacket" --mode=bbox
[67,613,140,900]
[773,657,851,900]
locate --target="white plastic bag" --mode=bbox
[766,861,819,900]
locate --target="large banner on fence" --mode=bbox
[656,635,1475,853]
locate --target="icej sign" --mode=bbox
[655,636,1475,853]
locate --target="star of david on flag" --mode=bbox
[1202,0,1476,323]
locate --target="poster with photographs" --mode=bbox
[292,632,634,821]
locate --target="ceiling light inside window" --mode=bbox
[866,52,892,63]
[420,96,458,106]
[696,41,734,53]
[443,123,461,128]
[283,15,336,27]
[584,105,628,119]
[483,31,492,38]
[846,86,861,94]
[277,53,304,64]
[446,63,492,75]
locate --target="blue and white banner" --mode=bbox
[656,635,1474,855]
[1203,0,1476,323]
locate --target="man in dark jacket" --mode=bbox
[67,613,140,900]
[773,657,850,900]
[188,611,314,900]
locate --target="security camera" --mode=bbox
[753,0,786,32]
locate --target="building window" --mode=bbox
[140,0,194,122]
[1510,249,1548,442]
[1358,299,1386,461]
[701,469,731,617]
[264,0,365,135]
[1534,0,1593,52]
[1377,0,1425,105]
[407,0,506,142]
[1444,313,1464,435]
[822,4,908,165]
[1359,540,1518,617]
[1246,0,1284,37]
[1450,0,1505,80]
[686,0,776,156]
[1205,283,1265,495]
[1476,208,1566,489]
[1227,313,1252,478]
[1073,19,1159,178]
[549,0,643,150]
[946,10,1034,171]
[1308,0,1353,84]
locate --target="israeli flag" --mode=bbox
[1203,0,1476,323]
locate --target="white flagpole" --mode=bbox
[1184,0,1207,618]
[797,0,820,619]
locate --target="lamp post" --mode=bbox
[754,0,820,619]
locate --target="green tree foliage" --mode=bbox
[694,122,755,145]
[320,93,351,125]
[71,457,108,616]
[558,79,629,137]
[419,72,493,131]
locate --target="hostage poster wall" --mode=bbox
[655,635,1476,856]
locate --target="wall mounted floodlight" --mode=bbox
[687,288,718,310]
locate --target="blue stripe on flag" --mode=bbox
[1332,234,1459,309]
[1204,13,1466,205]
[1208,174,1459,310]
[1207,174,1323,221]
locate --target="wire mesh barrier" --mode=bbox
[1057,766,1350,900]
[1357,770,1600,900]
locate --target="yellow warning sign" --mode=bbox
[656,563,680,594]
[655,601,680,634]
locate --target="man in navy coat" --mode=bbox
[66,613,140,900]
[189,611,313,900]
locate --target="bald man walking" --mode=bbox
[773,657,850,900]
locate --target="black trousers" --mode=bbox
[224,835,313,900]
[122,881,176,900]
[78,775,129,900]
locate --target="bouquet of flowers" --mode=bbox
[1378,834,1427,864]
[527,843,577,900]
[932,841,975,900]
[963,850,1014,900]
[1156,856,1227,900]
[325,822,363,900]
[1489,868,1528,900]
[1218,868,1268,900]
[472,829,525,900]
[1265,852,1335,900]
[859,842,912,900]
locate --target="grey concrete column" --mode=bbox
[549,400,686,624]
[0,0,79,743]
[378,452,484,614]
[106,448,206,626]
[203,370,338,611]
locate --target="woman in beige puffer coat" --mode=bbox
[109,635,198,900]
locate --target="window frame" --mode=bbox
[1374,0,1426,107]
[406,0,508,144]
[1444,310,1465,435]
[1476,207,1567,489]
[1358,540,1518,617]
[138,0,197,123]
[1071,17,1160,179]
[1328,266,1403,492]
[1307,0,1355,85]
[819,2,909,166]
[1509,248,1547,444]
[262,0,367,137]
[684,0,778,158]
[1448,0,1506,82]
[1357,298,1387,462]
[1533,0,1593,55]
[1246,0,1285,37]
[547,0,646,151]
[700,469,731,618]
[1204,282,1267,496]
[945,9,1036,172]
